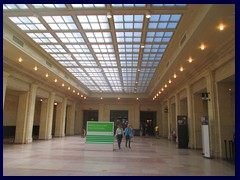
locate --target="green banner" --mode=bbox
[86,122,114,144]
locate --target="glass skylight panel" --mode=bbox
[118,44,140,53]
[112,87,123,92]
[142,54,162,61]
[116,32,141,43]
[145,31,173,42]
[78,61,98,67]
[58,61,78,67]
[100,87,112,92]
[56,33,85,43]
[112,4,146,7]
[40,45,66,53]
[73,54,94,60]
[66,45,90,53]
[9,17,46,31]
[27,33,57,43]
[66,68,83,73]
[148,14,181,29]
[114,15,143,29]
[51,54,72,61]
[77,15,109,30]
[119,54,139,61]
[86,32,112,43]
[96,54,116,61]
[3,4,28,10]
[91,44,114,53]
[144,44,167,53]
[43,16,77,30]
[72,4,106,8]
[32,4,66,9]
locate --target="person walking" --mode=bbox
[115,125,124,149]
[124,124,133,148]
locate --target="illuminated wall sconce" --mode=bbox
[146,12,151,18]
[107,12,112,18]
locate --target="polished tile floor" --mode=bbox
[3,136,235,176]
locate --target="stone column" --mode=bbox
[175,93,180,142]
[46,92,55,139]
[206,72,220,158]
[55,97,67,137]
[66,102,76,136]
[15,83,38,143]
[3,71,10,107]
[39,92,55,140]
[186,84,194,148]
[15,92,29,143]
[167,99,171,140]
[25,83,38,143]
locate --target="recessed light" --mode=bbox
[180,66,184,72]
[68,87,70,90]
[62,83,65,87]
[77,92,80,95]
[218,23,225,31]
[188,57,193,63]
[73,90,75,93]
[168,80,172,84]
[34,66,38,71]
[165,84,167,88]
[18,57,22,62]
[136,98,139,100]
[54,79,57,83]
[200,44,206,50]
[173,73,177,78]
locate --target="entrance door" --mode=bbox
[140,111,157,136]
[110,110,128,132]
[83,110,99,129]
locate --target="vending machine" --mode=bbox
[177,115,189,149]
[201,116,211,158]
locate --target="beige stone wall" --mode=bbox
[3,93,18,126]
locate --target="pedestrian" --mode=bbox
[124,124,133,148]
[115,124,124,149]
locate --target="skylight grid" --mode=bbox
[118,44,140,53]
[51,54,72,60]
[144,44,167,53]
[142,54,163,61]
[141,61,159,67]
[66,45,90,53]
[100,87,112,92]
[85,32,112,43]
[32,4,66,9]
[96,54,116,61]
[67,68,83,73]
[88,86,100,92]
[56,33,85,43]
[91,44,114,53]
[108,80,122,86]
[137,86,147,93]
[112,87,123,92]
[119,54,139,60]
[41,45,66,53]
[3,4,28,10]
[114,15,144,29]
[112,4,146,7]
[9,17,46,31]
[120,61,138,67]
[58,61,78,67]
[73,54,94,60]
[77,15,109,30]
[116,32,141,43]
[145,31,173,42]
[43,16,77,30]
[148,14,181,29]
[78,61,98,66]
[72,4,106,8]
[124,87,135,93]
[27,33,58,43]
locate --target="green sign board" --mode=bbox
[86,122,114,144]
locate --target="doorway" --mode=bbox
[83,110,99,129]
[110,110,128,132]
[140,111,157,136]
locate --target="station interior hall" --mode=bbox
[3,4,235,176]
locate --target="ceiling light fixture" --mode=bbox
[68,87,70,90]
[45,73,49,77]
[200,44,206,50]
[107,12,112,19]
[165,84,167,88]
[180,66,184,72]
[73,90,75,93]
[188,57,193,63]
[77,92,80,95]
[173,73,177,78]
[62,83,65,87]
[146,12,151,18]
[218,23,225,31]
[34,66,38,71]
[168,79,172,84]
[54,79,57,83]
[18,57,22,62]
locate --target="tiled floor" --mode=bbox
[3,136,235,176]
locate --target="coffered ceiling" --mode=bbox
[3,4,235,101]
